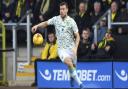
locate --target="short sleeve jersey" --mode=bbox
[47,15,78,50]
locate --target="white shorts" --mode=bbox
[58,49,77,65]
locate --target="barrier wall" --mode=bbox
[36,61,128,88]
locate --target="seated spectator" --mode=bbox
[32,0,41,24]
[87,0,96,14]
[101,0,110,12]
[110,1,121,34]
[119,0,127,11]
[75,2,90,34]
[97,17,107,42]
[41,32,58,60]
[27,0,36,25]
[37,0,59,34]
[77,28,92,60]
[118,9,128,35]
[91,32,116,59]
[31,32,58,86]
[111,1,120,22]
[1,0,15,22]
[15,0,27,22]
[110,1,128,35]
[90,1,103,27]
[38,0,59,22]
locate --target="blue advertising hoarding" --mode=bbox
[113,62,128,88]
[37,61,112,88]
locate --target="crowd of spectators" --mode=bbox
[0,0,128,24]
[0,0,128,60]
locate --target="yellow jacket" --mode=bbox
[41,42,58,60]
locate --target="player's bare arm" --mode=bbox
[75,32,80,49]
[32,21,48,33]
[73,32,80,55]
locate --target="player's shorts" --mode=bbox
[58,49,77,65]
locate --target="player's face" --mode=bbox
[60,5,68,18]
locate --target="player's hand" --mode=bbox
[32,25,38,33]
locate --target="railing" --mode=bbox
[0,21,6,84]
[4,10,32,81]
[93,9,128,44]
[93,9,111,44]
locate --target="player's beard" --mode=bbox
[61,14,67,20]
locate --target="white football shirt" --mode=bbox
[47,15,78,50]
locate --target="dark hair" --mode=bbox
[47,32,55,37]
[94,1,101,5]
[47,32,56,44]
[60,2,68,8]
[82,27,91,32]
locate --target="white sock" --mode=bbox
[69,68,82,86]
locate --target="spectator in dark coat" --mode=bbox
[1,0,15,22]
[117,9,128,35]
[32,0,41,24]
[110,1,122,35]
[27,0,36,25]
[38,0,59,22]
[75,2,90,34]
[78,28,92,60]
[111,1,120,22]
[15,0,28,22]
[90,1,103,27]
[101,0,110,12]
[33,0,59,34]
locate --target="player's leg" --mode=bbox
[66,55,85,89]
[64,58,83,87]
[70,56,77,87]
[58,49,85,89]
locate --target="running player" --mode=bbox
[32,2,85,89]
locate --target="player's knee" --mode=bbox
[67,62,73,67]
[64,58,73,67]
